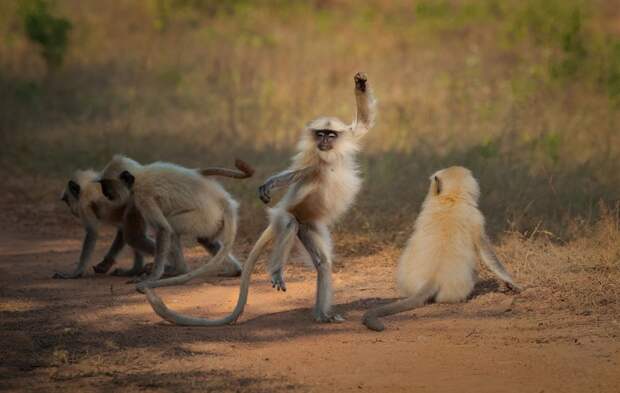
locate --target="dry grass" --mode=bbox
[0,1,618,317]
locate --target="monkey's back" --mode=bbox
[134,163,235,235]
[397,200,481,302]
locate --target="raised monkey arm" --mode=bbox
[352,72,376,137]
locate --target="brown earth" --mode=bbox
[0,192,619,393]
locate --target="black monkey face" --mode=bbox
[314,129,339,151]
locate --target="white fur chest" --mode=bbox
[321,163,361,223]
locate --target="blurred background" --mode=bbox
[0,0,618,243]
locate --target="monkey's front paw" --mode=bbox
[271,271,287,292]
[258,184,271,204]
[354,72,368,92]
[362,314,385,332]
[52,271,83,279]
[93,257,116,274]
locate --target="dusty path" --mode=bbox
[1,227,619,392]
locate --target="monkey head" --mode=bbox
[98,171,134,203]
[429,166,480,204]
[61,180,81,217]
[297,116,359,163]
[97,155,141,204]
[61,169,98,217]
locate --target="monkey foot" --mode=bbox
[315,312,345,323]
[271,271,287,292]
[362,315,385,332]
[52,271,83,279]
[111,266,143,277]
[93,257,116,274]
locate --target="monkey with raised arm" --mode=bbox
[144,72,376,325]
[98,157,254,288]
[362,166,521,332]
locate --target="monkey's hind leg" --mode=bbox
[196,238,242,277]
[111,250,145,277]
[267,214,298,292]
[298,223,343,323]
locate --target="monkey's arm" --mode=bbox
[92,229,125,274]
[135,199,173,283]
[476,233,521,292]
[258,167,314,204]
[352,72,376,137]
[53,228,98,279]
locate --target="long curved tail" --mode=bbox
[145,225,274,326]
[362,282,436,332]
[199,159,255,179]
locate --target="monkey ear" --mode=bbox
[434,176,442,195]
[119,171,135,188]
[68,180,81,199]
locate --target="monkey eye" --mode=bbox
[315,130,325,138]
[327,132,338,139]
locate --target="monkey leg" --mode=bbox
[53,229,98,279]
[132,224,172,284]
[298,223,343,323]
[111,250,145,277]
[362,282,437,332]
[93,229,125,274]
[133,236,185,279]
[267,214,298,292]
[196,238,242,277]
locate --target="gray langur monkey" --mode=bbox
[55,167,148,279]
[98,157,253,289]
[362,166,521,332]
[144,72,377,325]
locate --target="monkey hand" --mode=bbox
[258,183,272,204]
[354,72,368,92]
[52,270,84,279]
[93,257,116,274]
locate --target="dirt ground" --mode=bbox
[0,194,619,393]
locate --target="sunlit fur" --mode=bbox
[100,158,243,282]
[363,166,519,331]
[144,72,376,326]
[397,166,482,302]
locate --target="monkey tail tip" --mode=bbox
[234,158,255,178]
[362,314,385,332]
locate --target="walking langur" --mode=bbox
[54,167,150,278]
[144,72,377,325]
[98,157,253,287]
[362,166,521,331]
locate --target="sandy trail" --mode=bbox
[0,228,618,392]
